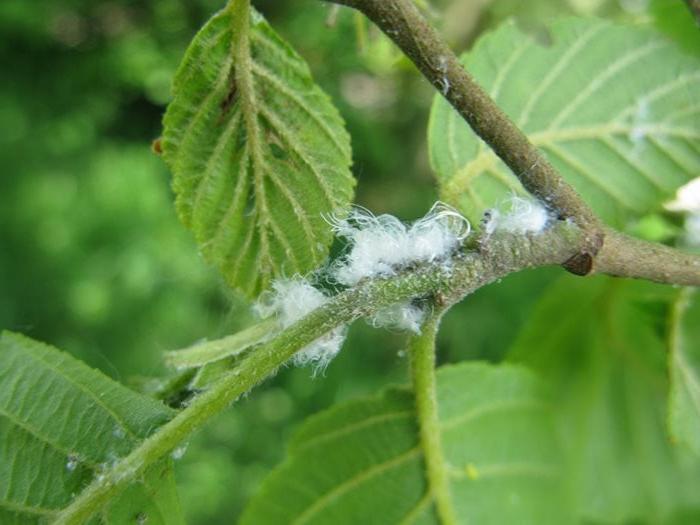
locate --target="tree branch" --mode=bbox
[321,0,602,250]
[322,0,700,286]
[685,0,700,25]
[58,3,699,520]
[54,223,582,524]
[594,228,700,286]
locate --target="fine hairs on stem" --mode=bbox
[255,277,347,374]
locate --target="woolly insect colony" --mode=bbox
[257,197,551,372]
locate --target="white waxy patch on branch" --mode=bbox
[328,202,471,286]
[325,202,469,334]
[255,278,347,373]
[370,302,426,334]
[483,196,551,235]
[256,204,469,368]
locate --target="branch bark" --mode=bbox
[594,228,700,286]
[322,0,700,287]
[321,0,602,247]
[685,0,700,25]
[54,223,583,524]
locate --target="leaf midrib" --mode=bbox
[0,498,57,518]
[0,409,100,470]
[230,0,274,275]
[547,39,667,130]
[4,339,141,441]
[435,22,699,217]
[440,118,698,210]
[293,410,413,453]
[290,447,421,525]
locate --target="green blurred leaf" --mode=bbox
[509,276,700,523]
[428,18,700,226]
[669,287,700,457]
[0,331,182,524]
[162,6,355,298]
[240,362,572,524]
[103,460,183,525]
[649,0,700,57]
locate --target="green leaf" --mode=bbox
[669,287,700,456]
[428,18,700,226]
[162,4,355,298]
[240,362,573,524]
[102,460,183,525]
[649,0,700,57]
[0,331,182,524]
[509,277,700,523]
[164,319,277,369]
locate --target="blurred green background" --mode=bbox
[1,0,697,522]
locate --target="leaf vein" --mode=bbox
[615,72,700,122]
[257,106,338,208]
[192,109,243,216]
[250,30,308,76]
[518,23,603,128]
[207,147,251,255]
[542,143,642,211]
[294,410,413,452]
[251,62,348,158]
[0,499,58,517]
[174,52,235,169]
[291,447,421,525]
[397,491,434,525]
[548,40,667,129]
[599,136,667,192]
[261,163,319,267]
[647,135,698,175]
[10,348,140,441]
[0,409,100,469]
[441,399,549,432]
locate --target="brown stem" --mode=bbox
[594,228,700,286]
[321,0,602,249]
[685,0,700,25]
[323,0,700,287]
